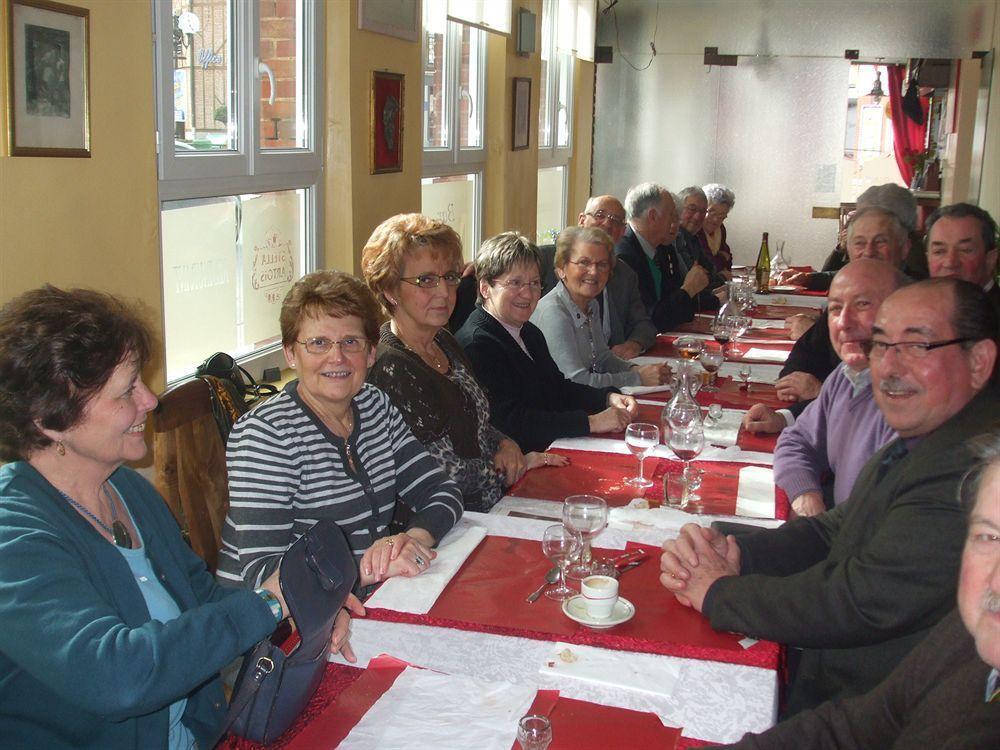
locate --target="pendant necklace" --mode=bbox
[59,484,133,548]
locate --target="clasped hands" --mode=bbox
[360,530,436,584]
[659,523,741,612]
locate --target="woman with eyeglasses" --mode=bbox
[216,270,463,596]
[532,226,671,389]
[456,232,642,453]
[362,214,563,512]
[697,184,736,278]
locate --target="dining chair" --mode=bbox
[152,376,244,572]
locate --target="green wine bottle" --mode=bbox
[755,232,771,294]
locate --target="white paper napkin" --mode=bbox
[363,522,487,614]
[741,348,790,364]
[540,642,681,699]
[620,383,673,396]
[754,293,827,309]
[718,362,783,384]
[750,318,788,329]
[608,502,783,533]
[338,666,536,750]
[735,466,776,518]
[703,409,743,447]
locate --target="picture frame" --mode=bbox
[358,0,419,42]
[6,0,91,157]
[370,71,404,174]
[512,77,531,151]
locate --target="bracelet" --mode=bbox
[255,588,284,623]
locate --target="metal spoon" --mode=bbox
[526,567,560,603]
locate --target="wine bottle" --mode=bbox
[755,232,771,294]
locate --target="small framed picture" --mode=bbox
[512,77,531,151]
[6,0,91,157]
[357,0,419,42]
[370,70,404,174]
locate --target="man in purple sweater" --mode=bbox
[745,259,905,516]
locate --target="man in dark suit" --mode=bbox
[675,186,725,307]
[614,182,711,331]
[540,195,657,358]
[661,278,999,715]
[926,203,1000,329]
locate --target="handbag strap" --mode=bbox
[207,651,276,750]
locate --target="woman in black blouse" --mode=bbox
[362,214,563,512]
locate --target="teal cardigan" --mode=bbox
[0,462,276,749]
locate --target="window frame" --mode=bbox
[538,0,573,169]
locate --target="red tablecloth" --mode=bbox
[508,448,785,518]
[618,402,777,454]
[747,303,819,320]
[365,538,780,670]
[675,317,793,341]
[274,656,683,750]
[637,376,787,411]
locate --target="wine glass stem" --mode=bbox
[581,540,592,566]
[638,455,645,482]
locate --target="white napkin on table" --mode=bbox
[363,522,487,614]
[621,383,672,396]
[750,318,788,329]
[540,642,681,699]
[338,666,535,750]
[735,466,776,518]
[718,362,782,384]
[703,409,743,447]
[608,501,783,533]
[741,348,790,363]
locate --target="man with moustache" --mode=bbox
[660,278,999,714]
[741,260,902,517]
[926,203,999,325]
[722,431,1000,748]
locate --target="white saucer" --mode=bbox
[770,285,801,293]
[562,595,635,629]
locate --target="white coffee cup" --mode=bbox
[581,574,619,619]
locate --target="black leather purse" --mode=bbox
[213,520,357,746]
[195,352,278,406]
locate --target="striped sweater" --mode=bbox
[216,381,463,588]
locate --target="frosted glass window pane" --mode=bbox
[423,18,448,148]
[459,25,484,149]
[536,167,566,245]
[259,0,306,149]
[422,174,478,260]
[172,0,235,152]
[447,0,511,34]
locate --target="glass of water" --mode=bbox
[624,422,659,489]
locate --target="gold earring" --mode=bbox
[56,441,66,456]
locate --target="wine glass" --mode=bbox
[700,346,724,391]
[541,524,581,601]
[706,403,723,424]
[668,424,705,485]
[562,495,608,578]
[517,714,553,750]
[675,336,703,361]
[738,364,753,391]
[625,422,659,489]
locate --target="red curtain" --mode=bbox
[887,65,929,186]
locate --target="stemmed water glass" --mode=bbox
[562,495,608,578]
[541,524,581,601]
[700,345,724,392]
[625,423,659,489]
[738,364,753,391]
[668,423,705,506]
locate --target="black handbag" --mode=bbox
[195,352,278,406]
[212,520,357,746]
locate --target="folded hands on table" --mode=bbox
[660,524,741,611]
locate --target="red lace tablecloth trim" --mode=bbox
[360,607,780,670]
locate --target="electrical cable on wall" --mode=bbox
[607,0,661,72]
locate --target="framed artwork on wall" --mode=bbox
[6,0,91,157]
[512,77,531,151]
[358,0,419,42]
[371,71,404,174]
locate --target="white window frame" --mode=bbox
[538,0,573,169]
[152,0,325,383]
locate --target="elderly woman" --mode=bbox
[217,271,463,594]
[361,214,563,513]
[0,286,312,749]
[456,232,641,453]
[532,226,670,389]
[698,183,736,277]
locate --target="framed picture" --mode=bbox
[6,0,91,157]
[512,77,531,151]
[370,71,404,174]
[358,0,419,42]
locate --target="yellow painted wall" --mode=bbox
[978,7,1000,218]
[567,58,595,221]
[0,0,164,385]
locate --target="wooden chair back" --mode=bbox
[151,378,232,572]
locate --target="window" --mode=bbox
[538,0,576,158]
[154,0,323,382]
[422,0,486,257]
[536,167,567,246]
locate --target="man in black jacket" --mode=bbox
[661,278,999,715]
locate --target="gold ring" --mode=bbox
[386,538,395,547]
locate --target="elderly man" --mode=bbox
[661,278,999,715]
[673,187,724,308]
[615,183,711,331]
[722,431,1000,748]
[927,203,1000,324]
[743,260,902,517]
[539,196,658,359]
[777,206,911,404]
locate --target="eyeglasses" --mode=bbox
[297,336,368,355]
[567,258,611,272]
[398,272,463,289]
[585,209,626,226]
[493,278,543,292]
[862,337,974,360]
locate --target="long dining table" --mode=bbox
[225,291,826,750]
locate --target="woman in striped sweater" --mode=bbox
[216,272,464,598]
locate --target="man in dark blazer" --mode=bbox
[614,182,711,332]
[926,203,1000,332]
[539,195,657,358]
[661,278,999,715]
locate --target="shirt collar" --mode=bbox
[986,668,999,703]
[556,282,599,326]
[841,363,872,396]
[631,224,658,261]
